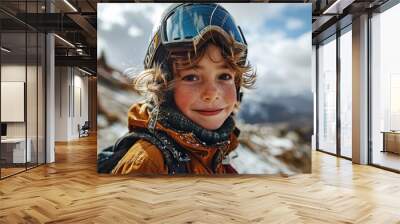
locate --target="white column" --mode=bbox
[46,33,55,163]
[45,0,55,163]
[352,14,369,164]
[312,45,317,151]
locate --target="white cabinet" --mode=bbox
[1,138,32,163]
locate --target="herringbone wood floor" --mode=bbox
[1,134,400,224]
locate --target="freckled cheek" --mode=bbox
[174,84,197,112]
[220,83,237,105]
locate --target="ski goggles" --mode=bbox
[144,3,247,69]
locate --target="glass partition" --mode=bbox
[0,1,46,179]
[339,26,352,158]
[371,3,400,171]
[1,30,28,177]
[317,35,337,154]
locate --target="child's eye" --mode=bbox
[182,74,199,81]
[219,73,233,80]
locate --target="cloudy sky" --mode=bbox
[97,3,312,99]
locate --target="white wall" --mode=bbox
[1,65,26,129]
[72,72,89,138]
[54,67,89,141]
[1,65,37,139]
[55,66,68,141]
[1,63,46,164]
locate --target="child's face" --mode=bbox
[174,44,237,130]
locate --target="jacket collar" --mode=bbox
[127,103,239,157]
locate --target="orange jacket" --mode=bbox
[111,103,239,175]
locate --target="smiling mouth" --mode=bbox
[193,108,224,116]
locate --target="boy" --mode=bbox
[98,3,256,175]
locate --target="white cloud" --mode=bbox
[286,18,304,30]
[128,25,143,38]
[98,4,129,30]
[97,3,172,70]
[221,3,286,33]
[246,28,312,98]
[98,3,171,33]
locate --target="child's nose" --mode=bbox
[201,82,220,102]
